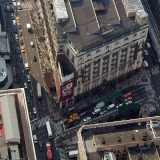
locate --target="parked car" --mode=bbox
[19,38,23,44]
[83,117,91,122]
[33,56,37,62]
[21,46,25,53]
[29,112,33,120]
[100,110,107,115]
[60,118,68,124]
[19,30,22,36]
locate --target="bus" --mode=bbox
[37,83,42,99]
[46,121,53,139]
[46,142,52,160]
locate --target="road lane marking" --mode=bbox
[132,86,145,93]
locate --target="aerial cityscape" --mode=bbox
[0,0,160,160]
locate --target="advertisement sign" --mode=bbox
[60,80,74,100]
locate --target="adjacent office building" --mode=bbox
[40,0,148,107]
[77,117,160,160]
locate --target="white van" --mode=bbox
[107,104,115,109]
[33,135,37,143]
[92,108,101,115]
[144,50,148,56]
[143,61,148,67]
[12,20,16,26]
[27,75,31,82]
[146,42,151,48]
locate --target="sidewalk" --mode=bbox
[66,67,149,115]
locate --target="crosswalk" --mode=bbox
[50,119,64,137]
[31,115,50,130]
[151,66,159,75]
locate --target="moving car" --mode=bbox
[30,90,33,97]
[19,55,22,62]
[15,34,18,40]
[38,141,43,152]
[24,82,27,89]
[33,107,36,114]
[26,96,30,103]
[11,13,15,20]
[21,70,25,77]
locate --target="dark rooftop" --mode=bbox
[56,0,140,50]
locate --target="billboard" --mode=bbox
[60,80,74,100]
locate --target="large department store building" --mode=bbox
[40,0,148,107]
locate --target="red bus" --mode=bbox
[46,142,52,160]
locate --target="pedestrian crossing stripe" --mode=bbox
[31,115,50,130]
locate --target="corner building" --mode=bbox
[41,0,148,107]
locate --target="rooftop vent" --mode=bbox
[131,134,135,140]
[102,138,106,144]
[93,0,105,12]
[142,132,147,141]
[117,136,121,142]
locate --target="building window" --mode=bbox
[78,70,81,76]
[78,58,83,65]
[77,81,80,86]
[96,49,100,53]
[133,34,137,37]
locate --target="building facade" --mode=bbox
[39,0,148,107]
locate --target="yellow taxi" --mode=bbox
[60,118,68,124]
[21,46,25,53]
[16,16,20,23]
[127,97,132,101]
[124,92,132,97]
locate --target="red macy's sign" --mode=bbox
[60,80,74,100]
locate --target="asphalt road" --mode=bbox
[33,125,60,160]
[4,3,59,159]
[18,9,50,119]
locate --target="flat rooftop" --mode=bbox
[0,35,8,53]
[0,89,37,160]
[56,0,140,49]
[128,144,159,160]
[78,117,160,160]
[0,57,7,82]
